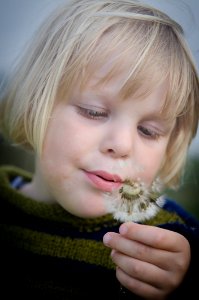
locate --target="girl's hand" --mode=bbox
[103,222,190,300]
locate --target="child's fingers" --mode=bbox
[112,251,186,299]
[115,266,168,300]
[103,223,190,269]
[119,222,188,252]
[103,231,173,268]
[111,250,166,288]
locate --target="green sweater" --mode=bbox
[0,166,199,299]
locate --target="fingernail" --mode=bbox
[119,224,128,235]
[103,233,111,245]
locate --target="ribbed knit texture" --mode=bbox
[0,165,199,299]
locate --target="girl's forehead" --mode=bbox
[80,52,169,102]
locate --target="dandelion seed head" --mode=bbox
[103,178,164,222]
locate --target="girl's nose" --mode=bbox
[100,121,134,159]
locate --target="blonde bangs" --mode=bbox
[61,15,182,107]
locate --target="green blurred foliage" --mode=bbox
[0,135,35,172]
[166,156,199,220]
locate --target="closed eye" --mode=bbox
[76,106,108,120]
[138,125,160,140]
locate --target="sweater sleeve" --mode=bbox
[158,198,199,298]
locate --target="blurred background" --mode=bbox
[0,0,199,218]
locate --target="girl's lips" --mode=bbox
[84,170,122,192]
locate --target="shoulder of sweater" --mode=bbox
[143,195,199,231]
[0,164,32,183]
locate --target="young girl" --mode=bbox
[0,0,199,299]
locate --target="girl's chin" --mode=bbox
[58,193,108,218]
[66,207,107,218]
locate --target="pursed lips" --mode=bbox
[84,170,122,192]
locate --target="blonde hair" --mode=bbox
[0,0,199,188]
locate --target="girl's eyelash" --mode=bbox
[76,106,108,120]
[138,125,160,140]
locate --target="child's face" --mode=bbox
[39,71,174,218]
